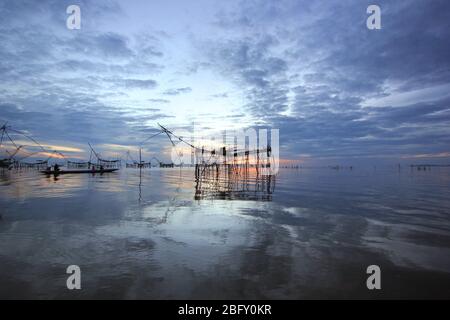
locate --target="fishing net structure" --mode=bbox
[0,123,55,170]
[67,161,93,169]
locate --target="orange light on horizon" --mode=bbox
[36,152,66,159]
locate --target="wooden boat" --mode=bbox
[41,168,119,175]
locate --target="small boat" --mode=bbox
[41,168,119,175]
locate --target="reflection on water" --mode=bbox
[194,166,275,201]
[0,167,450,299]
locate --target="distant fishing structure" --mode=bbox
[410,164,450,171]
[0,121,123,175]
[125,151,172,168]
[125,150,151,168]
[0,122,57,170]
[329,165,353,170]
[64,143,121,170]
[87,143,121,169]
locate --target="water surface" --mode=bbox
[0,167,450,299]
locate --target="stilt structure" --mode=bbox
[88,143,121,169]
[154,123,277,200]
[0,123,49,170]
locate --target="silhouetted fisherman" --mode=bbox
[53,163,60,172]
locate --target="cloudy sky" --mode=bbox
[1,0,449,165]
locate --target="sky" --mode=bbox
[1,0,450,165]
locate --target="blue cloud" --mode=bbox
[1,0,450,163]
[162,87,192,95]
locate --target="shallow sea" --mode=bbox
[0,167,449,299]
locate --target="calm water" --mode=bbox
[0,167,450,299]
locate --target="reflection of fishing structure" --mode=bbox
[193,167,275,201]
[153,123,277,201]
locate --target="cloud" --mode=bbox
[195,0,450,163]
[121,79,158,89]
[0,0,174,159]
[72,32,134,58]
[162,87,192,95]
[202,34,290,117]
[211,92,228,98]
[1,0,450,163]
[148,98,170,104]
